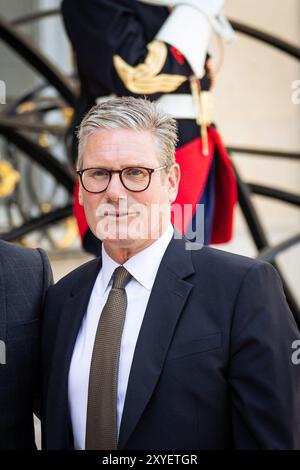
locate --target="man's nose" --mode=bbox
[105,172,126,200]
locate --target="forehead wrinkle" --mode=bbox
[83,130,159,167]
[84,149,148,156]
[84,148,158,169]
[86,142,148,149]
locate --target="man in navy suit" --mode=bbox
[41,97,300,450]
[0,241,52,449]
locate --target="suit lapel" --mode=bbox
[118,237,194,449]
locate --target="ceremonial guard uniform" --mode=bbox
[62,0,237,254]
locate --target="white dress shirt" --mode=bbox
[68,223,174,449]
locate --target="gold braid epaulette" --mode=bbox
[113,40,187,94]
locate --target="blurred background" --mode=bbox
[214,0,300,308]
[0,0,299,297]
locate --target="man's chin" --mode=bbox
[98,231,148,243]
[100,236,150,255]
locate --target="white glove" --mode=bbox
[140,0,234,76]
[155,5,212,77]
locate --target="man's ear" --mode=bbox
[168,163,180,203]
[78,184,84,206]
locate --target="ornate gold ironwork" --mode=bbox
[0,160,21,197]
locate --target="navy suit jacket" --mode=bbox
[41,236,300,449]
[0,240,52,449]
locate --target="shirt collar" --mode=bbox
[101,223,174,292]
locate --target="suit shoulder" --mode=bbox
[191,245,272,278]
[50,257,100,293]
[0,239,46,266]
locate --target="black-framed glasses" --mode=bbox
[76,166,168,193]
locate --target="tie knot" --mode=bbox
[112,266,132,290]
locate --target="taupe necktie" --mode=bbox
[85,266,132,450]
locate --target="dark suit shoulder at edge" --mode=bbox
[190,245,270,273]
[0,239,44,262]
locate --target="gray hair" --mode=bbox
[77,96,178,170]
